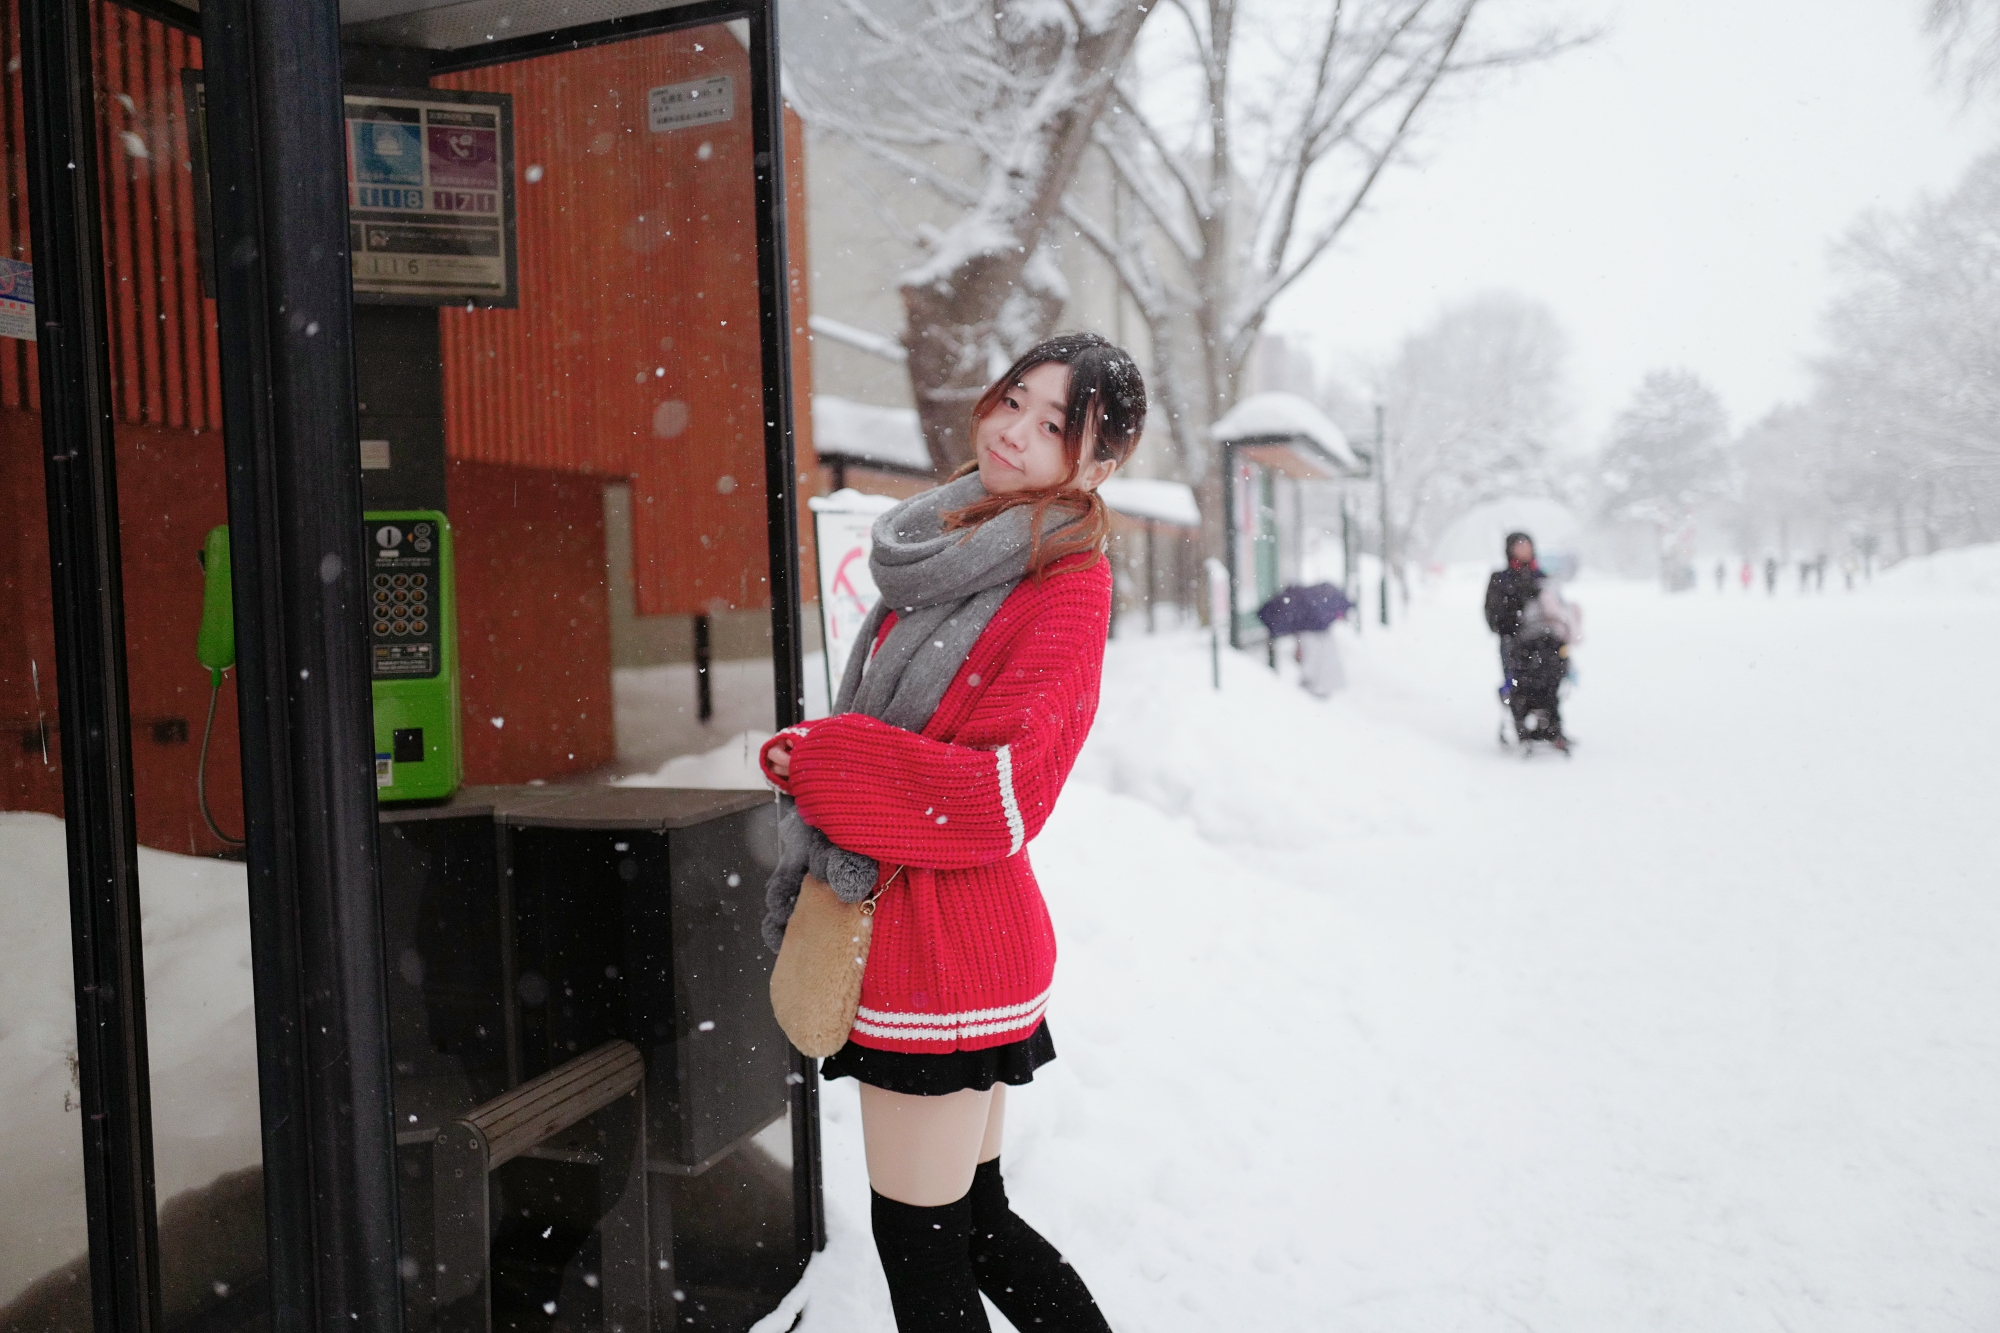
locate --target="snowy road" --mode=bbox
[785,564,2000,1331]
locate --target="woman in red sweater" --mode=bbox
[762,332,1144,1331]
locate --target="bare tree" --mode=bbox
[1376,291,1569,566]
[785,0,1151,471]
[1059,0,1581,473]
[1802,146,2000,557]
[1598,370,1732,575]
[1925,0,2000,97]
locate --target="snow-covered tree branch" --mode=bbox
[1061,0,1584,469]
[786,0,1152,471]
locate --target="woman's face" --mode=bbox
[974,361,1117,495]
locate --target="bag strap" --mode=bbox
[862,864,906,918]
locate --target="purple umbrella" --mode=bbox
[1257,582,1352,637]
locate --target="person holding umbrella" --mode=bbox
[1257,582,1353,698]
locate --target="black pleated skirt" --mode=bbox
[819,1020,1056,1096]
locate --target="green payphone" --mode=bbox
[198,510,463,805]
[363,511,462,801]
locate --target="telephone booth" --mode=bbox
[0,0,820,1330]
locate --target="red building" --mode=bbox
[0,0,818,854]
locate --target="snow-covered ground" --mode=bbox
[0,820,259,1304]
[774,558,2000,1331]
[9,551,1999,1328]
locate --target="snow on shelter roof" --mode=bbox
[812,395,932,474]
[1098,477,1201,528]
[1209,392,1362,474]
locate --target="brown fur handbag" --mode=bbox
[769,869,897,1058]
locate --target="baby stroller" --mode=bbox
[1497,586,1580,756]
[1498,630,1570,754]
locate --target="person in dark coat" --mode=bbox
[1485,532,1570,750]
[1484,533,1542,636]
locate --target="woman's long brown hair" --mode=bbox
[943,333,1149,580]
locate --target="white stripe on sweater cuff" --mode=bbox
[996,744,1025,855]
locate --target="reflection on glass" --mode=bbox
[355,19,807,1329]
[88,0,267,1324]
[0,3,91,1325]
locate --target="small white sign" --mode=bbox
[809,491,897,708]
[648,75,734,133]
[360,439,392,470]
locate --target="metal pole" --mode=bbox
[200,0,404,1323]
[1221,445,1239,650]
[1376,404,1390,628]
[1343,491,1359,636]
[20,0,165,1325]
[1145,519,1157,634]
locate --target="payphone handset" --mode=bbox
[194,511,463,810]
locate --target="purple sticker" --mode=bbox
[427,126,498,189]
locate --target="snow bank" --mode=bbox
[0,816,259,1305]
[614,729,772,790]
[1209,391,1361,470]
[807,488,900,517]
[1873,541,2000,596]
[1097,477,1200,528]
[811,395,929,472]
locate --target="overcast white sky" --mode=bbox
[1269,0,2000,449]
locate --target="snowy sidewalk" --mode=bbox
[787,568,2000,1331]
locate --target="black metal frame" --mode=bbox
[18,0,165,1328]
[424,0,755,73]
[199,0,405,1328]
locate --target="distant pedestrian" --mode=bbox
[1764,556,1779,595]
[1814,555,1827,592]
[1485,532,1575,751]
[1258,583,1351,699]
[1715,560,1726,592]
[1298,627,1345,697]
[1740,559,1753,592]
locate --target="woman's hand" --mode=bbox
[760,728,805,790]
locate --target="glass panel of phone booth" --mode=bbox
[80,2,271,1325]
[351,19,801,1331]
[0,5,92,1323]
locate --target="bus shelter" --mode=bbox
[1,0,820,1329]
[1213,393,1367,649]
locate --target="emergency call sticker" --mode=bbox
[376,754,393,787]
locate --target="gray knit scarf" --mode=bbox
[761,473,1078,952]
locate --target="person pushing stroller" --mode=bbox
[1484,532,1580,754]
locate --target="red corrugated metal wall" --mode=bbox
[436,33,820,618]
[0,5,822,834]
[0,0,220,425]
[0,1,38,413]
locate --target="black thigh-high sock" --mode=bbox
[966,1158,1111,1332]
[871,1189,992,1332]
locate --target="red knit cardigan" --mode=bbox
[761,553,1111,1053]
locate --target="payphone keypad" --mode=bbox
[369,520,442,679]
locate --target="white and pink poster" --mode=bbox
[810,490,898,711]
